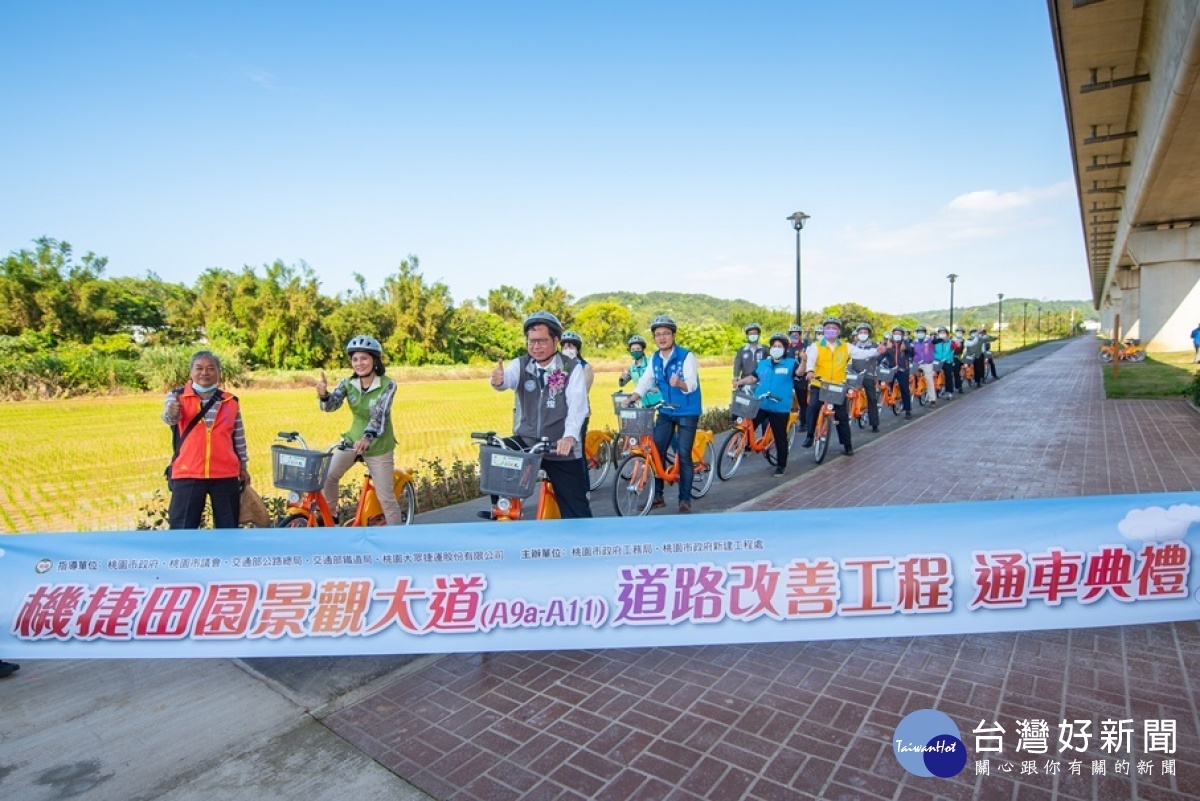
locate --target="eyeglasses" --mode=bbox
[526,338,553,345]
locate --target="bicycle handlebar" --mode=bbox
[472,432,556,453]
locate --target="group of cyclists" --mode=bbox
[731,318,999,467]
[487,309,1002,520]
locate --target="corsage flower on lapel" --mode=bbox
[546,368,568,399]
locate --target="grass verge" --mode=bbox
[1100,350,1199,399]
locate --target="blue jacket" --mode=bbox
[653,346,702,417]
[754,357,797,414]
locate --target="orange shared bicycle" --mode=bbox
[272,431,417,527]
[612,404,716,516]
[716,389,798,480]
[809,380,848,464]
[474,432,561,521]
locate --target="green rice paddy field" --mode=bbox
[0,366,730,533]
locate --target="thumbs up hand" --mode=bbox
[316,370,328,398]
[491,359,506,387]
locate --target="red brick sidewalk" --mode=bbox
[326,338,1200,800]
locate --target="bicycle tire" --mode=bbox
[612,454,655,517]
[277,513,311,528]
[1131,351,1147,363]
[1098,350,1113,363]
[588,438,613,491]
[398,481,417,525]
[717,429,747,481]
[814,414,830,464]
[692,440,716,498]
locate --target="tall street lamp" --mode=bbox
[787,212,811,328]
[947,274,959,330]
[1037,305,1043,342]
[997,293,1004,352]
[1023,301,1028,347]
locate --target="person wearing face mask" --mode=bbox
[619,335,661,407]
[734,333,802,476]
[559,330,595,471]
[933,326,958,398]
[849,323,882,432]
[802,317,884,455]
[980,326,1000,379]
[911,325,938,406]
[950,326,968,394]
[162,350,251,529]
[787,324,809,430]
[879,326,915,419]
[963,328,987,388]
[733,323,767,383]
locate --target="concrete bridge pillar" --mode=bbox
[1126,226,1200,351]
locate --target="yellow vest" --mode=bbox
[812,340,851,386]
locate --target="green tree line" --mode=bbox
[0,238,1087,398]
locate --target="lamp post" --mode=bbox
[787,212,811,329]
[1023,301,1028,347]
[947,274,959,330]
[997,293,1004,353]
[1037,305,1042,342]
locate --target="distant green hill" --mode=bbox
[574,291,784,329]
[904,299,1097,328]
[576,291,1096,330]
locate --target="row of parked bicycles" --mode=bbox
[266,354,996,525]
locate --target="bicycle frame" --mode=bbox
[282,465,416,527]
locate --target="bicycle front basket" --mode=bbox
[877,366,896,383]
[845,371,863,390]
[932,360,943,371]
[818,382,846,405]
[729,391,760,419]
[611,392,632,414]
[478,445,542,499]
[617,406,656,437]
[270,445,333,493]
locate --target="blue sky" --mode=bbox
[0,1,1088,315]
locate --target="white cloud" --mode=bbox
[838,181,1074,259]
[1117,504,1200,541]
[246,70,278,89]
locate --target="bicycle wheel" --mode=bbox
[1130,350,1147,363]
[613,454,655,516]
[814,413,830,464]
[397,481,417,525]
[691,440,716,498]
[890,393,901,415]
[587,438,613,491]
[1098,349,1113,363]
[717,429,747,480]
[277,513,310,528]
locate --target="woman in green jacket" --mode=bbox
[315,335,403,525]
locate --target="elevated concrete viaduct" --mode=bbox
[1049,0,1200,350]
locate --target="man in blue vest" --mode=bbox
[624,315,702,513]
